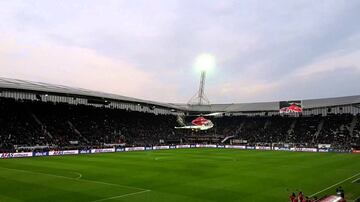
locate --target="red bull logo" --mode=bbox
[279,101,302,113]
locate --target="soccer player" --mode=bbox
[290,193,296,202]
[298,191,304,201]
[336,186,345,198]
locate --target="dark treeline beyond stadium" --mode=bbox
[1,97,359,153]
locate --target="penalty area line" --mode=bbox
[73,172,82,179]
[309,172,360,197]
[90,190,150,202]
[0,166,148,192]
[351,177,360,183]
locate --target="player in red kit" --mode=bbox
[290,193,296,202]
[298,192,304,202]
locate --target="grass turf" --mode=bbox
[0,148,359,202]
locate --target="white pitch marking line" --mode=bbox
[352,196,360,202]
[90,190,150,202]
[309,172,360,197]
[351,178,360,183]
[0,166,148,191]
[73,172,82,179]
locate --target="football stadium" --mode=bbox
[1,1,360,202]
[0,78,359,202]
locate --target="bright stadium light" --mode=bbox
[188,53,216,105]
[194,54,216,73]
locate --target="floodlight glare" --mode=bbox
[194,54,215,72]
[188,54,215,105]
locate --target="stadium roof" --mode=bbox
[180,95,360,112]
[0,77,184,110]
[1,77,360,112]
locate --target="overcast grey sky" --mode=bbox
[1,0,360,103]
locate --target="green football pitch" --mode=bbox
[0,149,359,202]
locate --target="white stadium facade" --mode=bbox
[1,77,360,116]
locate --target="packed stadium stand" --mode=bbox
[1,77,360,153]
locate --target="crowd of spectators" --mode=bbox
[1,98,359,152]
[0,98,177,152]
[210,114,359,149]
